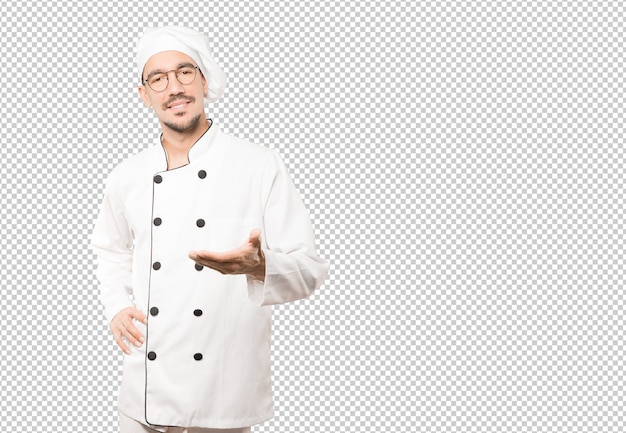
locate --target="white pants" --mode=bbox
[119,411,251,433]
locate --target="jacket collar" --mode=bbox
[157,119,218,170]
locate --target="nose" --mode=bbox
[166,71,185,94]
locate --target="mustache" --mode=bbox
[162,96,195,109]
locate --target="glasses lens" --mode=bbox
[176,67,197,85]
[148,74,168,92]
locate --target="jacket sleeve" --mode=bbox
[91,176,136,323]
[247,149,330,306]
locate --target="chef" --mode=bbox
[91,26,329,433]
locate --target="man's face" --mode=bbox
[138,50,208,133]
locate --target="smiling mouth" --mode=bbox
[164,97,194,111]
[169,101,189,110]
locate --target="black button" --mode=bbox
[150,307,159,316]
[154,175,162,184]
[195,263,203,271]
[153,262,161,270]
[198,170,207,179]
[194,353,203,361]
[193,309,203,316]
[196,219,205,228]
[153,217,162,226]
[147,352,157,360]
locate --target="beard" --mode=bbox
[163,113,203,134]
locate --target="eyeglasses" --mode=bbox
[143,65,199,92]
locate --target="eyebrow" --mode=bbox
[145,62,196,81]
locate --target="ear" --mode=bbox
[138,85,152,108]
[202,75,208,97]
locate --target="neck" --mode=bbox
[161,117,210,150]
[161,117,211,169]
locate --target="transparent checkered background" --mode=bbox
[0,1,624,432]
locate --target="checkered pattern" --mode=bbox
[0,1,624,432]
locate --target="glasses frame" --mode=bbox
[142,65,200,92]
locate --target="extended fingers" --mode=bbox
[188,230,263,276]
[189,247,246,262]
[125,322,146,347]
[110,308,146,355]
[113,322,145,354]
[114,331,132,355]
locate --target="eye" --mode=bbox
[177,67,194,76]
[150,74,166,84]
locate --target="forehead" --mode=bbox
[143,50,196,74]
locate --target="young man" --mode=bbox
[91,26,329,433]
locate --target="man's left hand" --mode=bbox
[189,228,266,281]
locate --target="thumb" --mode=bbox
[248,228,262,245]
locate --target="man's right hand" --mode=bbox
[109,307,147,355]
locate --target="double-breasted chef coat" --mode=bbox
[91,121,329,430]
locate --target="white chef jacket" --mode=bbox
[91,121,329,430]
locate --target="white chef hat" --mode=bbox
[136,26,227,103]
